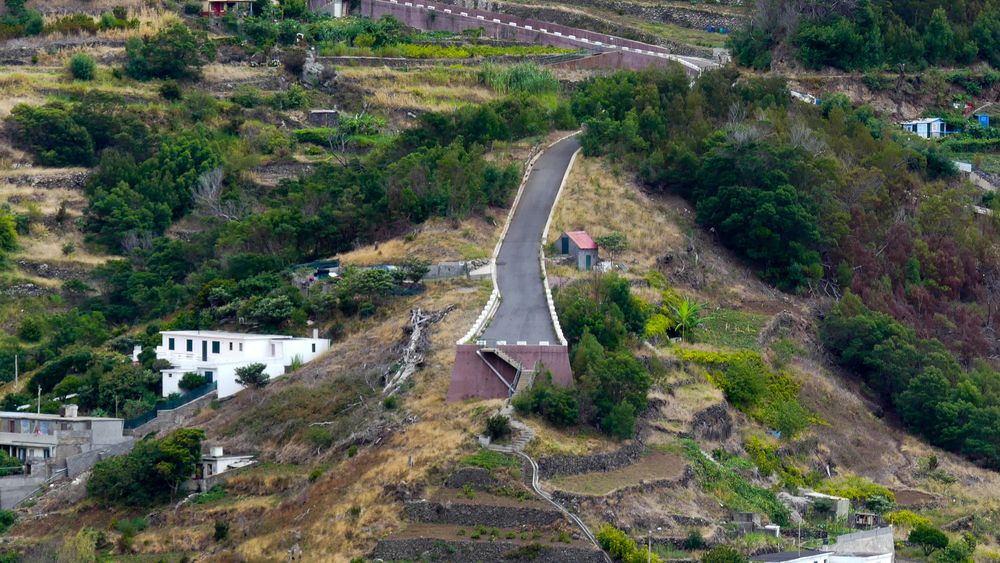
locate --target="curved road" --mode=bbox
[481,135,580,346]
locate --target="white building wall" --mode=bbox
[158,332,331,399]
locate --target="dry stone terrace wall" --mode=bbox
[372,538,608,562]
[405,499,564,527]
[537,440,644,480]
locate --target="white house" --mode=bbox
[900,117,948,139]
[197,446,254,479]
[156,330,330,399]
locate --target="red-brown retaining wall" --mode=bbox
[448,344,573,401]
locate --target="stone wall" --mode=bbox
[405,500,564,527]
[537,440,644,479]
[443,467,500,490]
[551,466,697,510]
[372,538,607,562]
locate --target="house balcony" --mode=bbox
[0,432,58,447]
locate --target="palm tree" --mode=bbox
[668,299,705,341]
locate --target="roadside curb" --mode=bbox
[457,130,581,345]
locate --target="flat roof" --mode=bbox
[0,411,122,422]
[752,550,833,563]
[900,118,944,125]
[161,330,317,341]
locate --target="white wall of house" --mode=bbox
[157,331,330,399]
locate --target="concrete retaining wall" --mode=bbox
[828,527,895,557]
[0,473,46,509]
[354,0,704,74]
[405,499,564,527]
[64,438,135,478]
[372,538,607,562]
[128,391,217,437]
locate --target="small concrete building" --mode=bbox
[801,489,851,521]
[185,446,255,492]
[558,231,598,271]
[156,330,331,399]
[0,407,133,508]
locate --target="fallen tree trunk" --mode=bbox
[382,305,454,396]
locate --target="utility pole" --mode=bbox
[36,385,41,414]
[13,354,17,385]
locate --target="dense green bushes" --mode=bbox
[88,429,204,506]
[516,275,651,439]
[125,22,216,80]
[68,53,97,81]
[0,0,42,40]
[729,0,1000,71]
[822,293,1000,469]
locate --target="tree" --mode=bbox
[924,8,956,65]
[973,4,1000,66]
[595,231,629,261]
[124,22,215,80]
[909,524,949,555]
[178,372,207,391]
[9,104,95,167]
[88,428,204,506]
[668,299,705,341]
[68,53,96,80]
[235,363,269,400]
[601,400,636,439]
[702,545,747,563]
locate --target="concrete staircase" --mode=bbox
[485,412,610,563]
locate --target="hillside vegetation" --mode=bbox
[731,0,1000,71]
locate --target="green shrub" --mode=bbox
[194,485,228,504]
[479,62,559,94]
[231,85,262,108]
[485,414,511,440]
[178,372,207,391]
[512,372,578,428]
[125,22,215,80]
[88,428,205,506]
[461,449,519,472]
[159,80,182,101]
[9,103,95,167]
[68,53,96,80]
[214,519,229,541]
[347,444,358,457]
[0,510,15,534]
[909,524,949,555]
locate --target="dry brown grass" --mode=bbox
[523,416,620,457]
[546,450,686,495]
[548,155,685,275]
[339,66,496,113]
[338,215,500,266]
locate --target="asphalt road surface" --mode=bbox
[481,135,580,346]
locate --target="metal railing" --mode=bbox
[124,382,217,430]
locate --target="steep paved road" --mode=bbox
[481,135,580,346]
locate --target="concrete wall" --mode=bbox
[0,473,46,509]
[352,0,702,74]
[63,438,135,478]
[828,527,894,561]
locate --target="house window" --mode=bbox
[229,342,233,351]
[270,344,276,356]
[186,339,193,352]
[168,338,175,351]
[212,341,220,354]
[312,343,316,353]
[239,343,243,352]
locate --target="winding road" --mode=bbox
[480,135,580,346]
